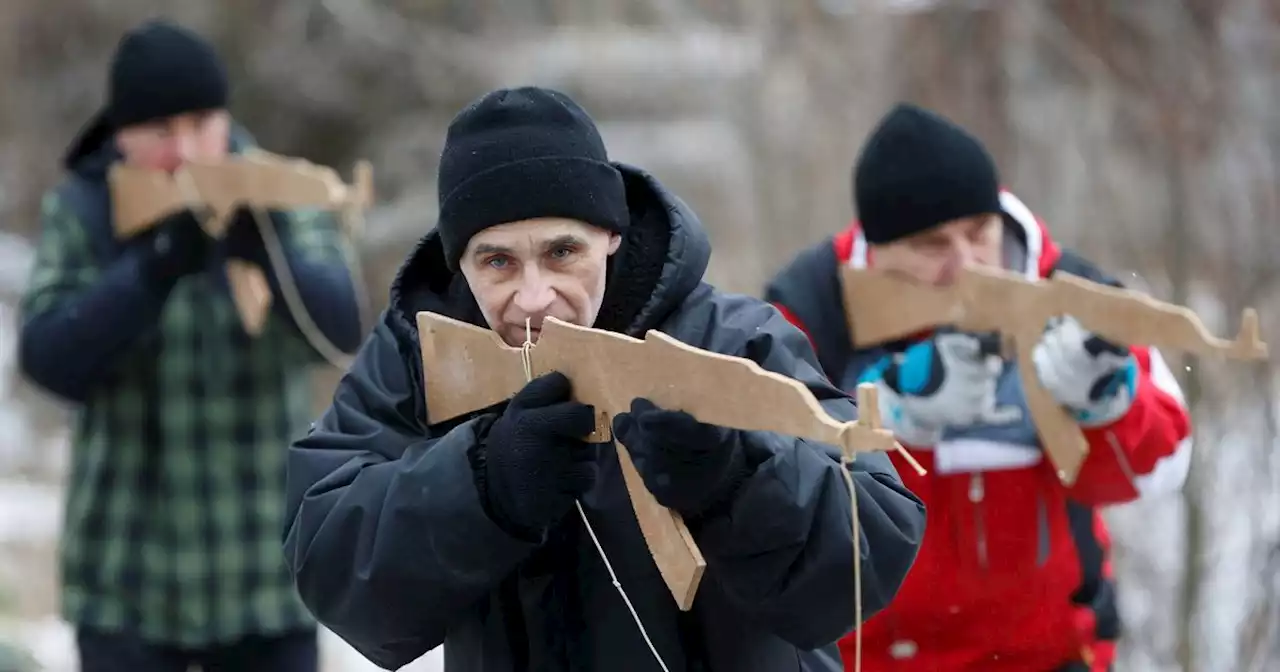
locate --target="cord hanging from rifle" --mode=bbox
[512,316,869,671]
[521,318,671,672]
[840,453,864,672]
[248,202,373,370]
[175,170,374,372]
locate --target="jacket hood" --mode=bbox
[61,107,261,183]
[387,162,711,338]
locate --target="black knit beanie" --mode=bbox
[436,86,630,271]
[853,103,1002,244]
[106,19,229,129]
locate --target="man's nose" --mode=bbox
[174,132,199,162]
[513,270,555,314]
[937,241,974,284]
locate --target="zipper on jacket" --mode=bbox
[969,473,989,569]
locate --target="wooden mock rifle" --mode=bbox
[107,149,373,336]
[841,264,1268,485]
[415,311,919,612]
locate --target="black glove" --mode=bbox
[137,210,213,287]
[218,208,272,268]
[475,371,599,541]
[611,398,751,518]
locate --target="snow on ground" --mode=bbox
[0,612,443,672]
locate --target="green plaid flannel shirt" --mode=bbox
[21,188,350,646]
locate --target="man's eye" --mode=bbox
[550,247,573,259]
[487,256,509,269]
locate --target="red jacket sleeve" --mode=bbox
[1066,346,1192,506]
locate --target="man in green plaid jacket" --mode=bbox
[16,19,365,672]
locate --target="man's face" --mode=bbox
[868,213,1003,286]
[114,109,231,173]
[460,217,623,347]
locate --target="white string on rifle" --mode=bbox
[175,170,374,373]
[521,318,671,672]
[249,204,373,371]
[839,458,863,672]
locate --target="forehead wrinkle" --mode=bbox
[471,241,511,257]
[471,219,593,258]
[540,234,584,251]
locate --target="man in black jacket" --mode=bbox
[282,86,926,671]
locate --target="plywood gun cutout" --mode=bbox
[108,149,373,335]
[416,311,912,612]
[841,264,1269,485]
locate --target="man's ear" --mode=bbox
[607,231,623,255]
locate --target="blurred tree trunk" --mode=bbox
[1168,123,1203,672]
[1165,3,1228,666]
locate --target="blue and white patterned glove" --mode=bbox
[1032,316,1137,426]
[860,331,1007,446]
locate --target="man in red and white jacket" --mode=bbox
[764,103,1192,671]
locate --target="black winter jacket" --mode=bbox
[282,164,926,671]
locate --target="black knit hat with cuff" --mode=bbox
[436,86,630,271]
[106,18,229,129]
[853,103,1002,244]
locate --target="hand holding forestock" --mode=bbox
[841,264,1269,485]
[417,312,921,671]
[107,149,373,336]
